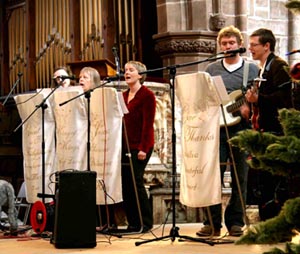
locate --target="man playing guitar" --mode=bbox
[245,28,293,221]
[196,25,259,238]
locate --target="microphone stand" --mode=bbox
[3,72,23,106]
[135,53,236,246]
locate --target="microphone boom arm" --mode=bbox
[3,73,23,106]
[138,54,237,76]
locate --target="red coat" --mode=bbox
[122,85,156,153]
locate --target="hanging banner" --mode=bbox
[15,89,56,203]
[53,86,88,172]
[175,72,222,207]
[89,87,124,204]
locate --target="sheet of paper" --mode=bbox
[211,75,230,104]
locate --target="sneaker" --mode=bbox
[229,225,243,236]
[196,225,221,237]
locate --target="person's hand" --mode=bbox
[245,88,258,103]
[138,151,147,160]
[240,103,250,120]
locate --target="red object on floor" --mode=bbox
[30,201,47,234]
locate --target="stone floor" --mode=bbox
[1,223,298,254]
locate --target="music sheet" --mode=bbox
[175,72,222,207]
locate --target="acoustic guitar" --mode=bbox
[249,78,263,130]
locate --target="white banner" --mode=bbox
[90,88,124,204]
[175,72,222,207]
[15,86,124,205]
[14,89,56,203]
[53,86,88,172]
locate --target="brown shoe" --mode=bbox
[229,225,243,236]
[196,225,220,237]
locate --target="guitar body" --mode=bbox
[250,79,261,130]
[220,90,244,127]
[251,104,259,130]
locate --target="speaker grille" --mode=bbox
[52,170,97,248]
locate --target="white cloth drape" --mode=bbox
[89,88,123,204]
[14,89,56,203]
[15,86,124,205]
[53,87,88,172]
[175,72,222,207]
[53,87,124,205]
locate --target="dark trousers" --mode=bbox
[204,125,248,231]
[255,171,288,221]
[121,149,153,228]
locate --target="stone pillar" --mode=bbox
[236,0,249,49]
[153,31,217,78]
[287,11,300,65]
[154,0,219,79]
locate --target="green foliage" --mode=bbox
[235,198,300,245]
[235,213,293,244]
[230,129,279,155]
[280,108,300,139]
[230,109,300,250]
[263,243,300,254]
[229,108,300,176]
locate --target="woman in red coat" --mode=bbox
[121,61,156,233]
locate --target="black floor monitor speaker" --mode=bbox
[51,170,97,248]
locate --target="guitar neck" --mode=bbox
[226,96,245,113]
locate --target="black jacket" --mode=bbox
[257,53,292,134]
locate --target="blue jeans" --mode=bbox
[204,124,248,231]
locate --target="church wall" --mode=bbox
[149,0,300,224]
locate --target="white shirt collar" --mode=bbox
[223,57,243,72]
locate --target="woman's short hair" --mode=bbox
[126,61,147,84]
[53,66,70,75]
[80,67,101,87]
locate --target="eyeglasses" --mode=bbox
[249,43,262,48]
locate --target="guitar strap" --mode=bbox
[242,60,249,89]
[258,55,275,87]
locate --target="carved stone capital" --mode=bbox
[153,31,217,56]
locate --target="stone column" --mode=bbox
[236,0,249,49]
[154,0,219,78]
[287,11,300,65]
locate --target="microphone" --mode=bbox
[53,75,76,80]
[218,47,246,55]
[112,46,120,77]
[104,73,124,82]
[286,49,300,56]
